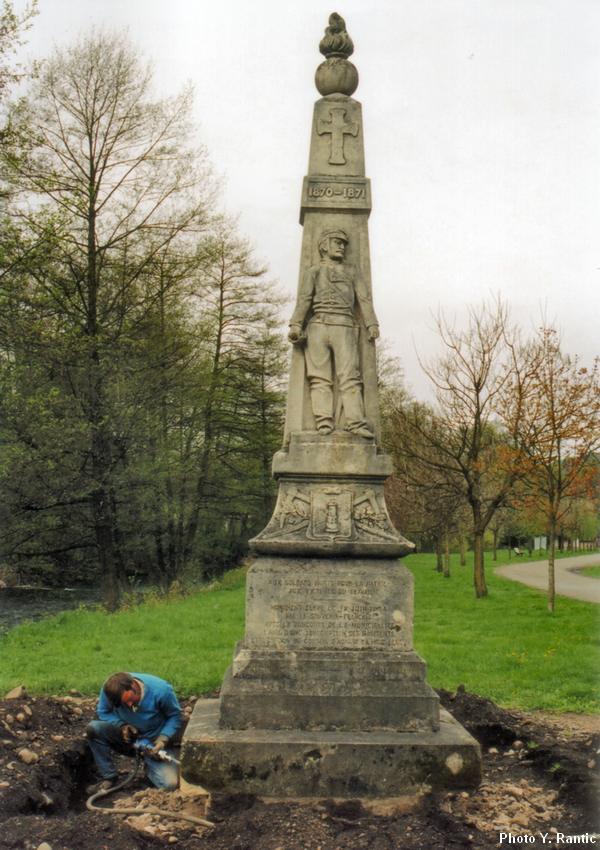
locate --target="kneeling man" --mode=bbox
[86,671,182,793]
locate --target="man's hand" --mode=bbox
[367,325,380,341]
[120,724,138,744]
[288,324,305,344]
[148,735,169,758]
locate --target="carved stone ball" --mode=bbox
[315,57,358,97]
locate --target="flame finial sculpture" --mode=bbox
[316,12,359,97]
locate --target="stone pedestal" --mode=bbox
[181,548,481,795]
[219,556,439,733]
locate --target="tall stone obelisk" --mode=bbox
[182,13,481,797]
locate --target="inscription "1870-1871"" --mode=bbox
[307,184,365,199]
[300,177,371,221]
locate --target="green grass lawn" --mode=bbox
[410,552,599,714]
[578,565,600,578]
[0,556,598,713]
[0,570,247,699]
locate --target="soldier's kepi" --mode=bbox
[288,228,379,439]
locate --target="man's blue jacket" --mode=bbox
[96,672,182,742]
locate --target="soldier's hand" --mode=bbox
[288,324,304,344]
[120,724,138,744]
[367,325,380,341]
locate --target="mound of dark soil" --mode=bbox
[0,688,597,850]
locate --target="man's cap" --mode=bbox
[320,229,349,243]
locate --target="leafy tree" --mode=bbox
[1,30,213,607]
[0,0,36,105]
[0,0,37,207]
[0,29,293,607]
[179,222,286,576]
[520,328,600,612]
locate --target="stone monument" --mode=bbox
[181,12,481,797]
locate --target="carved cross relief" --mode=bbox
[316,107,359,165]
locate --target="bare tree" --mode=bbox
[521,327,600,612]
[384,400,464,574]
[388,298,537,597]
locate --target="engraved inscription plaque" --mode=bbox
[300,175,371,221]
[244,558,414,652]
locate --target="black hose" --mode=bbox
[86,756,141,809]
[85,753,214,829]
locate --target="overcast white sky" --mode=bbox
[18,0,600,399]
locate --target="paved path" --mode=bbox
[495,553,600,604]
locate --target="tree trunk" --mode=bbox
[86,163,123,609]
[157,279,179,583]
[91,485,121,611]
[89,385,123,609]
[182,423,214,567]
[259,355,272,525]
[473,531,488,597]
[435,535,443,572]
[459,535,467,566]
[182,276,225,567]
[153,525,168,587]
[547,523,556,614]
[443,531,450,578]
[492,528,498,561]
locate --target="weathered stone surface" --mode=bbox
[272,431,391,477]
[319,13,354,59]
[243,558,413,652]
[300,175,371,222]
[251,435,414,558]
[218,556,439,732]
[284,88,378,446]
[252,482,412,557]
[309,97,364,177]
[181,701,481,797]
[288,228,377,439]
[220,642,440,731]
[231,646,427,681]
[220,665,439,732]
[315,58,359,98]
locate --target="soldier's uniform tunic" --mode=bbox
[289,258,377,433]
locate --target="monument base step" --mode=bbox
[181,700,481,797]
[220,665,440,731]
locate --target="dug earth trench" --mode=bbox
[0,687,597,850]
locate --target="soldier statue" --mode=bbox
[288,229,379,439]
